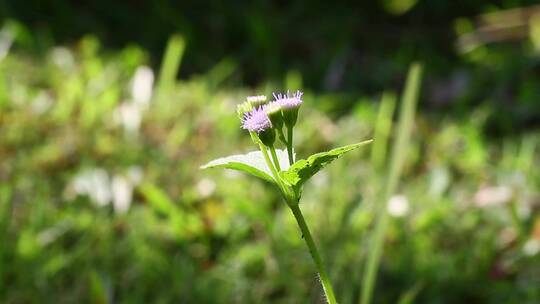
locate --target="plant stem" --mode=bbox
[286,127,294,165]
[289,203,337,304]
[254,133,295,201]
[257,141,293,200]
[258,143,280,181]
[278,128,288,146]
[269,145,282,171]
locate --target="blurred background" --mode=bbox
[1,0,540,303]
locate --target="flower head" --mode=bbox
[241,107,272,133]
[272,90,303,127]
[273,90,303,109]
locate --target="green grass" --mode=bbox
[362,63,422,304]
[0,36,539,303]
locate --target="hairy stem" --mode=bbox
[289,203,337,304]
[286,127,294,165]
[269,145,282,171]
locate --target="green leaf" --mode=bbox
[201,149,291,183]
[280,140,372,190]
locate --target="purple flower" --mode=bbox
[241,107,272,133]
[273,90,303,109]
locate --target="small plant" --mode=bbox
[202,91,372,303]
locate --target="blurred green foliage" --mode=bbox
[0,32,539,303]
[2,0,540,134]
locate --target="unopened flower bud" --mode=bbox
[265,102,284,130]
[247,95,268,107]
[237,101,253,120]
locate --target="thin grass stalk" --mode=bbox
[157,35,185,95]
[370,92,397,170]
[360,63,423,304]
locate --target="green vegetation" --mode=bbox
[1,23,540,304]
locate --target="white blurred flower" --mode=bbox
[387,195,409,217]
[114,66,154,135]
[112,175,132,214]
[50,47,75,70]
[0,26,14,61]
[31,91,53,115]
[126,166,143,185]
[68,167,143,214]
[197,178,216,198]
[474,186,513,207]
[114,101,142,134]
[131,66,154,109]
[72,168,111,206]
[523,239,540,256]
[428,166,450,197]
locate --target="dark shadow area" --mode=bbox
[2,0,540,136]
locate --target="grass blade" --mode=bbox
[370,91,397,170]
[360,62,423,304]
[157,34,185,95]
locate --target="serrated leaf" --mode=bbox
[280,140,372,190]
[201,149,291,183]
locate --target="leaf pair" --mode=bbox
[201,139,372,191]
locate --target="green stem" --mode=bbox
[258,143,280,181]
[257,141,293,199]
[269,145,282,172]
[278,128,288,145]
[286,127,294,165]
[253,132,294,201]
[360,201,389,304]
[289,203,337,304]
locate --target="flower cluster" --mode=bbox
[240,90,303,135]
[206,87,371,304]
